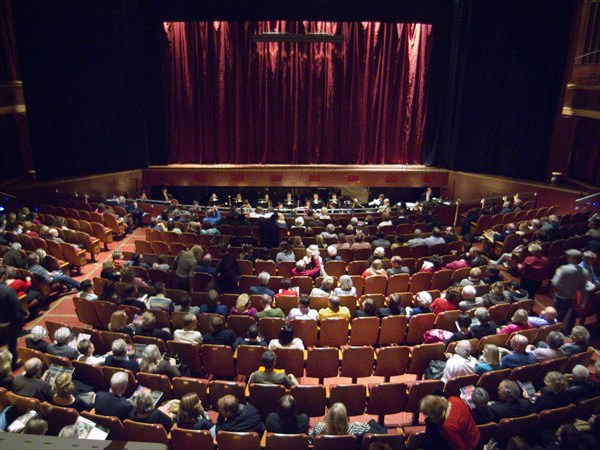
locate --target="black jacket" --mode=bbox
[94,391,133,421]
[215,402,265,434]
[105,355,140,374]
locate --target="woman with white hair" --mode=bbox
[310,276,335,297]
[292,217,305,228]
[406,291,433,320]
[26,325,49,353]
[140,344,181,379]
[332,275,357,297]
[47,327,80,360]
[323,245,341,265]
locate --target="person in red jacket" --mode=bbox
[291,257,321,279]
[518,242,550,299]
[420,395,480,450]
[5,267,42,313]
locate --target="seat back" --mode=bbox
[366,382,408,420]
[319,318,349,347]
[167,340,203,377]
[73,296,102,329]
[405,313,435,344]
[313,434,358,450]
[443,374,479,397]
[290,384,327,418]
[248,383,287,420]
[378,315,407,345]
[208,381,246,411]
[290,319,318,348]
[172,377,209,409]
[216,431,261,450]
[434,309,461,332]
[340,346,374,380]
[508,362,540,383]
[361,433,406,450]
[349,317,379,346]
[537,404,576,431]
[136,372,173,401]
[265,433,310,450]
[257,317,286,342]
[93,300,117,329]
[80,411,126,440]
[171,427,214,450]
[404,380,445,424]
[497,414,539,447]
[236,345,266,378]
[374,346,409,380]
[123,419,169,445]
[364,275,386,294]
[273,348,304,378]
[202,344,235,378]
[71,360,107,391]
[407,343,445,377]
[41,402,79,436]
[329,384,367,416]
[408,272,432,294]
[306,347,339,382]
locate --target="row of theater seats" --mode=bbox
[5,353,599,449]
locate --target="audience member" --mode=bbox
[108,310,135,337]
[0,349,14,389]
[26,325,49,353]
[52,372,94,412]
[213,394,265,436]
[174,313,202,344]
[476,344,500,375]
[529,331,565,362]
[78,279,98,300]
[470,387,493,425]
[76,339,106,365]
[129,389,174,431]
[406,291,433,320]
[386,256,410,276]
[332,275,357,297]
[136,311,173,341]
[470,308,497,338]
[318,295,351,321]
[309,402,371,443]
[147,282,175,312]
[497,309,530,335]
[431,288,460,315]
[203,316,236,347]
[442,340,477,383]
[199,289,229,316]
[177,392,213,430]
[552,249,588,333]
[275,278,298,298]
[528,306,558,328]
[250,272,275,297]
[233,324,267,348]
[560,325,590,356]
[567,365,599,403]
[248,350,299,387]
[230,293,258,318]
[490,380,532,421]
[12,358,52,401]
[119,284,147,311]
[140,344,181,379]
[518,242,550,299]
[105,338,140,373]
[500,335,535,368]
[420,395,480,450]
[268,325,305,350]
[310,276,335,297]
[286,295,319,321]
[47,327,80,360]
[266,394,309,434]
[378,293,406,317]
[533,371,570,413]
[256,294,285,319]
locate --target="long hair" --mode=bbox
[140,344,161,373]
[178,393,201,424]
[323,402,349,435]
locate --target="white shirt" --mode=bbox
[268,338,305,351]
[174,329,203,344]
[287,307,319,321]
[441,354,477,383]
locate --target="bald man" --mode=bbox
[12,358,53,401]
[528,306,558,328]
[500,335,536,369]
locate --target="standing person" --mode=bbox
[0,266,26,370]
[518,243,550,299]
[215,243,240,294]
[258,213,280,249]
[551,249,588,333]
[174,245,204,291]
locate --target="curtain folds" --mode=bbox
[162,21,432,165]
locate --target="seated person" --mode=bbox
[355,297,379,318]
[249,272,276,297]
[174,313,202,344]
[230,293,258,318]
[308,402,371,443]
[561,325,590,356]
[532,371,570,413]
[318,295,351,321]
[248,350,299,387]
[203,315,236,347]
[77,339,106,365]
[268,325,305,350]
[441,340,477,383]
[528,331,565,362]
[266,394,309,434]
[470,387,494,425]
[497,309,530,335]
[567,365,599,403]
[174,293,200,316]
[287,295,318,321]
[500,335,535,369]
[196,253,216,276]
[481,282,507,307]
[52,372,94,412]
[418,254,445,273]
[136,311,172,341]
[361,259,387,280]
[332,275,357,297]
[483,266,504,284]
[476,344,501,374]
[256,294,285,319]
[105,338,140,373]
[78,279,98,301]
[12,357,52,402]
[504,280,529,303]
[199,289,228,316]
[458,285,482,311]
[528,306,558,328]
[140,344,181,379]
[378,293,406,317]
[0,349,14,390]
[386,255,410,276]
[323,245,341,265]
[275,278,299,298]
[47,327,80,360]
[26,325,49,353]
[459,267,485,287]
[100,261,121,283]
[310,276,335,297]
[213,394,265,437]
[146,282,175,312]
[129,390,173,432]
[469,307,498,339]
[406,291,433,320]
[444,314,473,345]
[291,257,321,279]
[233,324,267,349]
[22,418,49,436]
[177,392,213,430]
[490,380,532,422]
[118,284,146,311]
[108,310,135,337]
[431,287,461,315]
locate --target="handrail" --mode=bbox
[0,191,17,200]
[575,192,600,203]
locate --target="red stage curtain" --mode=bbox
[162,21,432,165]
